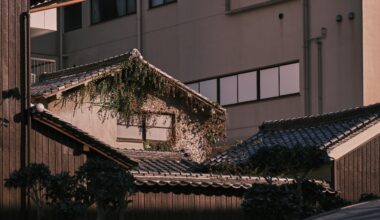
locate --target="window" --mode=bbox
[186,62,299,106]
[260,67,279,99]
[238,71,257,102]
[280,63,300,95]
[187,82,199,93]
[220,75,237,105]
[64,3,82,32]
[117,114,173,144]
[150,0,177,8]
[200,79,217,102]
[91,0,136,24]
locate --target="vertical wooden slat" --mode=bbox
[2,0,10,214]
[357,147,363,201]
[0,0,3,213]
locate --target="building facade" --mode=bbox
[31,0,380,143]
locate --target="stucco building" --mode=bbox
[30,0,380,143]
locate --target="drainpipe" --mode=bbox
[303,0,311,115]
[317,40,323,114]
[310,28,327,114]
[21,9,31,219]
[58,7,64,69]
[137,0,143,53]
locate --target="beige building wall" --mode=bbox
[362,0,380,106]
[309,0,363,113]
[31,0,380,143]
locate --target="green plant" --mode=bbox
[242,181,350,220]
[4,164,51,220]
[242,183,300,220]
[46,172,91,220]
[359,193,380,202]
[60,56,225,151]
[248,145,330,205]
[76,157,135,220]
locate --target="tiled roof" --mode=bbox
[31,49,225,114]
[208,103,380,166]
[31,0,58,8]
[118,149,291,189]
[31,107,138,169]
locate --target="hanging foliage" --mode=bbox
[60,55,226,148]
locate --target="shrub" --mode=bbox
[242,181,350,220]
[76,157,135,220]
[242,184,301,220]
[359,193,380,202]
[4,164,51,220]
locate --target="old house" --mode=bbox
[27,48,284,219]
[31,48,226,163]
[210,103,380,201]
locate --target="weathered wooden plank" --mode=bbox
[1,0,10,213]
[0,0,3,211]
[357,147,363,201]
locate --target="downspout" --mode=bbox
[137,0,143,53]
[317,40,323,114]
[21,8,31,219]
[303,0,311,115]
[58,7,64,69]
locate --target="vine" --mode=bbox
[60,55,226,150]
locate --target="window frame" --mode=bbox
[185,61,300,107]
[116,113,175,144]
[149,0,177,9]
[90,0,137,25]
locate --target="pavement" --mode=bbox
[306,200,380,220]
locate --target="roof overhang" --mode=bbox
[329,120,380,160]
[31,108,138,169]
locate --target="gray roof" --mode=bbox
[31,49,225,114]
[119,149,291,189]
[208,103,380,166]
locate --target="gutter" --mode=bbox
[303,0,311,115]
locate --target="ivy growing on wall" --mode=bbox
[61,54,225,149]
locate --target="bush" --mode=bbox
[242,181,350,220]
[359,193,380,202]
[242,184,301,220]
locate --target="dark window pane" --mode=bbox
[127,0,137,14]
[150,0,176,8]
[151,0,164,7]
[91,0,136,24]
[64,3,82,32]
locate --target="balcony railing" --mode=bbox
[31,57,57,84]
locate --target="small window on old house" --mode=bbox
[146,114,172,142]
[64,3,82,32]
[117,114,173,145]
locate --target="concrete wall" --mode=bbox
[33,0,370,142]
[362,0,380,106]
[309,0,363,113]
